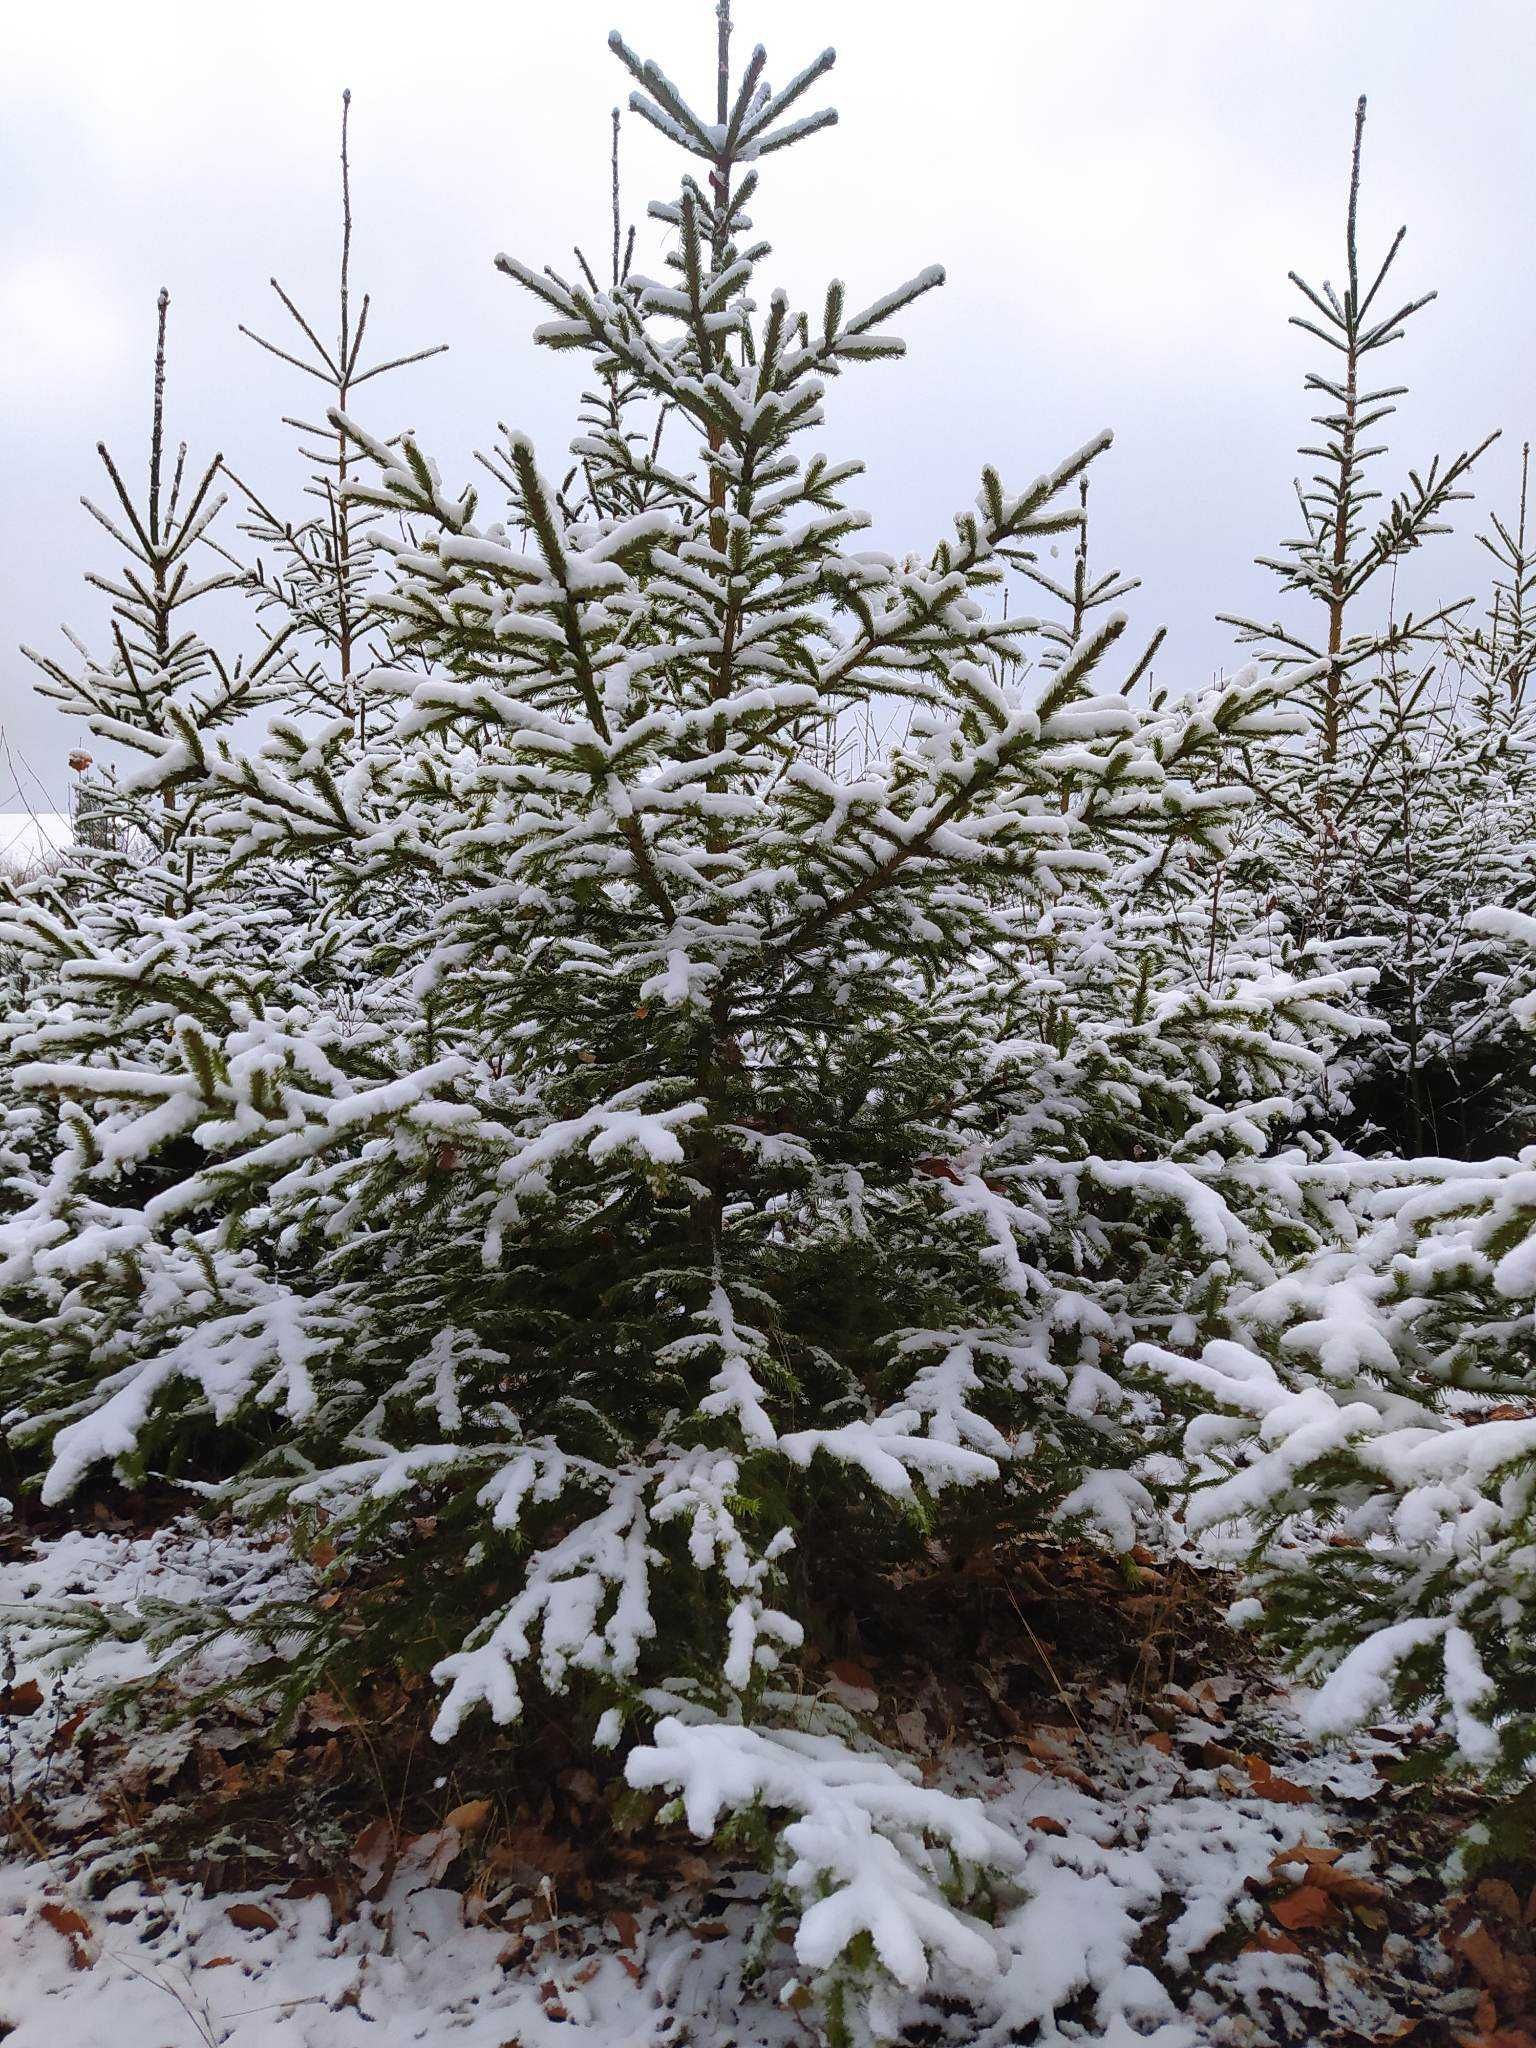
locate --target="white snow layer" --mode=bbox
[0,1526,1423,2048]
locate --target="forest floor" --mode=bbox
[0,1506,1530,2048]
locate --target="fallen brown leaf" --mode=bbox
[350,1818,397,1897]
[1477,1878,1525,1924]
[561,1768,600,1808]
[1269,1842,1343,1880]
[1453,1917,1529,1997]
[985,1684,1025,1735]
[299,1691,350,1732]
[225,1903,279,1934]
[39,1903,90,1939]
[1246,1755,1312,1804]
[1268,1842,1381,1906]
[446,1798,493,1836]
[1244,1924,1303,1956]
[283,1874,357,1928]
[1270,1885,1334,1933]
[540,1978,568,2020]
[52,1707,86,1748]
[1326,1873,1386,1906]
[39,1902,93,1970]
[826,1660,879,1711]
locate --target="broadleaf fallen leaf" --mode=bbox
[225,1902,279,1933]
[1271,1884,1334,1933]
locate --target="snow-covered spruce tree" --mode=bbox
[1132,905,1536,1817]
[1133,445,1536,1811]
[4,10,1369,2024]
[1310,456,1536,1157]
[222,88,447,737]
[1469,442,1536,721]
[16,288,275,888]
[208,90,452,1035]
[1223,95,1502,1153]
[1420,448,1536,1149]
[0,105,445,1487]
[0,289,305,1469]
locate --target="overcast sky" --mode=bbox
[2,0,1532,840]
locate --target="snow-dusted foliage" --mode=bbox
[1212,98,1536,1159]
[222,89,447,735]
[0,291,303,1337]
[1081,107,1536,1815]
[1136,901,1536,1795]
[0,11,1384,2025]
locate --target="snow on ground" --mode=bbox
[0,1520,307,1819]
[0,1522,1471,2045]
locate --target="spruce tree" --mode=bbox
[1135,931,1536,1805]
[1427,449,1536,1147]
[1224,96,1503,1151]
[1,9,1376,2024]
[1135,458,1536,1811]
[223,89,447,737]
[0,289,302,1470]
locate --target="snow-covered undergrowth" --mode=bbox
[0,1520,307,1817]
[0,1522,1478,2047]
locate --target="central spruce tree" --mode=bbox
[1,7,1368,2025]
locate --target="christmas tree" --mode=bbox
[1220,96,1518,1155]
[1,8,1386,2026]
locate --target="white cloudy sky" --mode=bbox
[1,0,1531,835]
